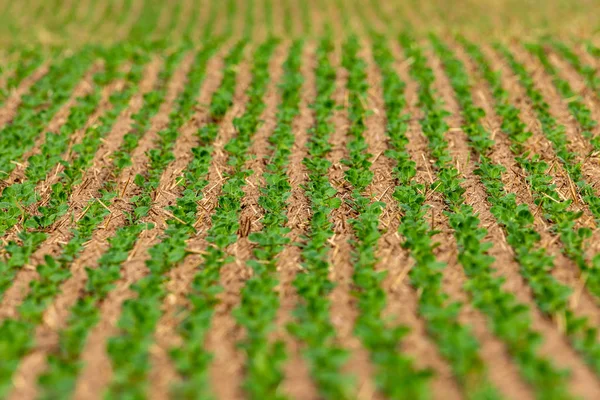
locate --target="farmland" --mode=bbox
[1,0,600,399]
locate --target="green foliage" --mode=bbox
[342,34,431,399]
[432,35,572,399]
[169,38,278,398]
[287,35,353,400]
[233,39,303,399]
[461,37,600,376]
[102,43,224,399]
[399,32,500,399]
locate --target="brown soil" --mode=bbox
[71,50,214,399]
[377,40,464,400]
[275,43,319,400]
[150,46,251,399]
[327,45,382,400]
[5,54,182,400]
[204,43,288,400]
[0,63,49,128]
[453,42,600,398]
[484,44,600,327]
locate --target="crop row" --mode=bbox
[461,38,600,375]
[36,44,218,399]
[0,44,152,398]
[496,45,600,303]
[343,35,430,399]
[169,37,278,397]
[0,48,94,182]
[233,39,303,398]
[106,39,243,399]
[0,46,142,301]
[398,33,500,399]
[431,35,573,398]
[288,35,351,399]
[528,42,600,152]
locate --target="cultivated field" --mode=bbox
[1,0,600,399]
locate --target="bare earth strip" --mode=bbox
[276,43,320,400]
[0,61,100,194]
[0,62,119,321]
[380,40,463,400]
[327,46,382,400]
[70,50,223,399]
[205,43,288,400]
[454,41,600,398]
[0,63,49,128]
[484,44,600,328]
[429,47,534,399]
[5,55,184,400]
[148,52,253,398]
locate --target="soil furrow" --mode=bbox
[327,47,381,400]
[484,44,600,326]
[147,45,244,400]
[205,43,287,400]
[380,40,463,400]
[276,43,319,400]
[0,63,124,320]
[454,41,600,398]
[0,62,49,128]
[5,53,190,400]
[0,62,101,193]
[70,50,214,399]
